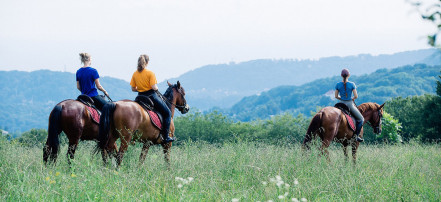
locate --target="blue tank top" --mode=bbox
[335,81,356,101]
[76,67,99,97]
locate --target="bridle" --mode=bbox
[158,86,187,111]
[366,109,383,133]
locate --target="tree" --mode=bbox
[412,0,441,46]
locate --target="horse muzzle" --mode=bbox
[374,127,382,134]
[179,104,190,114]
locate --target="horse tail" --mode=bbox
[43,105,62,165]
[97,102,116,152]
[303,112,323,150]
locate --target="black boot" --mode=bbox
[354,120,364,142]
[162,131,175,143]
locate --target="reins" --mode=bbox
[157,87,186,110]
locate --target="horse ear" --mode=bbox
[167,81,172,87]
[379,103,385,109]
[177,80,181,89]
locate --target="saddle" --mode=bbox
[76,95,101,124]
[135,95,163,130]
[334,103,356,131]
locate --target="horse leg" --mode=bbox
[162,142,172,169]
[67,140,79,165]
[342,142,349,163]
[351,141,359,164]
[116,134,131,168]
[320,139,331,162]
[138,142,152,166]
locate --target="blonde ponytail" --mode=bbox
[137,54,149,72]
[79,53,91,64]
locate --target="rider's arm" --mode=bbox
[335,90,341,100]
[131,86,138,92]
[352,89,358,100]
[94,79,108,96]
[151,84,158,91]
[77,81,81,91]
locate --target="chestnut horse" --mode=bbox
[43,98,117,165]
[302,102,384,163]
[97,81,189,167]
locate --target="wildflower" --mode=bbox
[232,198,239,202]
[291,198,299,202]
[177,184,183,188]
[284,192,289,197]
[294,179,299,185]
[278,195,285,199]
[300,198,307,202]
[268,200,273,202]
[175,177,184,181]
[71,173,77,178]
[187,177,194,182]
[55,172,60,176]
[285,183,290,188]
[45,177,50,181]
[50,180,56,184]
[261,181,267,186]
[276,175,282,181]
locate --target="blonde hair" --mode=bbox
[79,53,91,64]
[137,54,149,72]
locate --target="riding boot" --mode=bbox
[354,120,364,142]
[162,130,175,143]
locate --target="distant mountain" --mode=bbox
[159,49,441,110]
[0,70,135,133]
[227,64,441,121]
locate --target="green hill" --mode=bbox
[228,64,440,121]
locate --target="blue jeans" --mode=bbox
[139,90,171,136]
[92,95,108,111]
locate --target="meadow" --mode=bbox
[0,139,440,201]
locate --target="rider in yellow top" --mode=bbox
[130,54,174,143]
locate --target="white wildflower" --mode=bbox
[291,198,299,202]
[278,195,285,199]
[276,181,284,187]
[267,200,273,202]
[285,183,290,188]
[300,198,307,202]
[177,184,183,188]
[276,175,282,181]
[262,181,268,186]
[231,198,239,202]
[294,179,299,185]
[284,192,289,197]
[269,178,276,182]
[187,177,194,182]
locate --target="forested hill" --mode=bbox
[227,64,441,121]
[0,70,135,133]
[159,49,440,110]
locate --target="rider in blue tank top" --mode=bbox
[335,68,364,142]
[76,53,109,110]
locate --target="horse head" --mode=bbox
[166,81,190,114]
[369,103,384,134]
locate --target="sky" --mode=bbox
[0,0,436,82]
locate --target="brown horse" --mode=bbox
[43,98,118,165]
[97,81,189,167]
[302,102,384,163]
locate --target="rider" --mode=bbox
[335,68,364,142]
[130,54,174,143]
[76,53,109,111]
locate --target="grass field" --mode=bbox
[0,140,440,201]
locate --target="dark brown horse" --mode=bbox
[43,98,118,165]
[97,81,189,167]
[302,102,384,163]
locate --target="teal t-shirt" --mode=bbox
[335,81,356,101]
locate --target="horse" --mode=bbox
[43,97,118,165]
[97,81,189,167]
[302,102,384,163]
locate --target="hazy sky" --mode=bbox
[0,0,436,82]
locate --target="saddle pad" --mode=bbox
[344,113,356,131]
[147,110,162,130]
[86,106,100,124]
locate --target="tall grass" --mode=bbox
[0,139,440,201]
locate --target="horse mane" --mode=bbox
[162,84,176,109]
[358,102,380,114]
